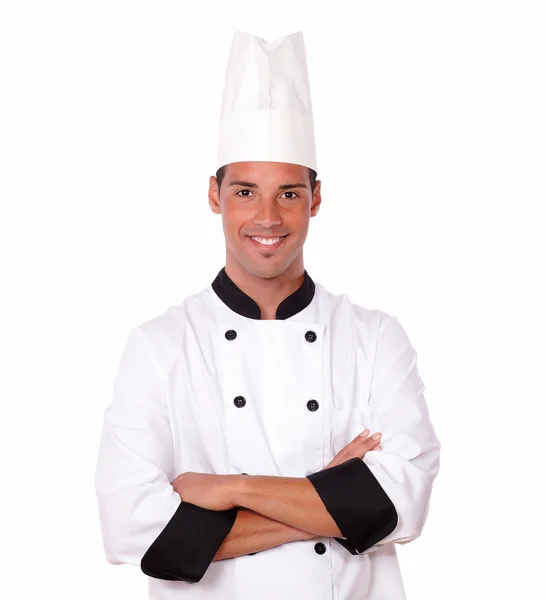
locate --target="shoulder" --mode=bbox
[317,282,415,359]
[130,284,214,359]
[315,280,394,329]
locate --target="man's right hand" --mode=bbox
[324,429,382,470]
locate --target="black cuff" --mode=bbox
[141,501,238,582]
[307,457,398,554]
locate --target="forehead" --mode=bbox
[225,161,308,182]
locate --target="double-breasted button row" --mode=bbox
[233,396,319,411]
[225,329,317,343]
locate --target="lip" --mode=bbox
[247,235,288,251]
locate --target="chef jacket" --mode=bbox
[95,267,441,600]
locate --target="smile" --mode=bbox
[247,235,288,250]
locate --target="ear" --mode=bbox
[310,180,322,217]
[208,176,221,214]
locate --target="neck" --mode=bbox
[225,254,305,320]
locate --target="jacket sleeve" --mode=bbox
[94,326,237,582]
[307,314,441,555]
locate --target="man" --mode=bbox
[95,30,441,599]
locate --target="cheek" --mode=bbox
[289,209,310,234]
[222,201,248,225]
[222,210,248,240]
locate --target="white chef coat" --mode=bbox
[95,267,441,599]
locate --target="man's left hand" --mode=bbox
[170,472,238,511]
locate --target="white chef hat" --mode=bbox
[216,30,317,173]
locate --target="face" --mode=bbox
[208,161,321,280]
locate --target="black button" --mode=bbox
[314,542,326,555]
[305,330,317,343]
[225,329,237,341]
[307,399,319,412]
[234,395,246,408]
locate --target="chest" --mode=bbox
[164,313,378,479]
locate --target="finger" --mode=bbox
[328,431,382,469]
[332,432,381,464]
[355,432,382,454]
[355,430,381,446]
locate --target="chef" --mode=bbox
[95,29,441,600]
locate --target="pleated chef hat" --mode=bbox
[216,30,317,173]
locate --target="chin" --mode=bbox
[237,259,281,279]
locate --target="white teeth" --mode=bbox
[251,236,284,245]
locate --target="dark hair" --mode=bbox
[215,165,317,193]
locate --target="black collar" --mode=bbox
[211,267,316,320]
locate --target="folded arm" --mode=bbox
[213,508,316,561]
[232,473,344,537]
[176,430,387,557]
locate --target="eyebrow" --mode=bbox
[228,180,308,190]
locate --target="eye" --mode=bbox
[235,189,253,197]
[282,191,299,199]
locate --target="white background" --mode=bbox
[1,1,545,598]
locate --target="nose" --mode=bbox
[253,198,282,229]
